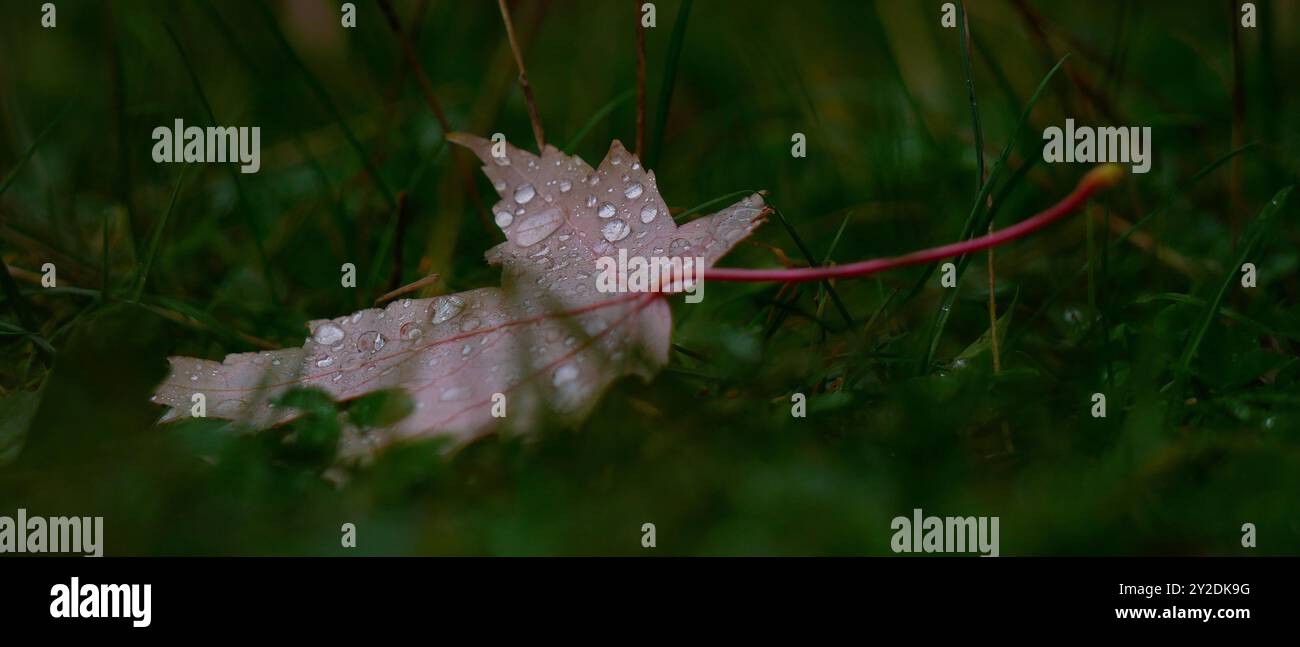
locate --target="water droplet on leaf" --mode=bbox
[313,322,346,346]
[602,219,630,242]
[513,183,536,204]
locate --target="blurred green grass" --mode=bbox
[1,0,1298,555]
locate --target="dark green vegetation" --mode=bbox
[1,1,1297,555]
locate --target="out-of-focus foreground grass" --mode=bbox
[1,0,1298,554]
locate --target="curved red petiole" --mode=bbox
[704,164,1125,284]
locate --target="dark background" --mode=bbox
[1,1,1298,555]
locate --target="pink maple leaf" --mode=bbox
[152,134,770,459]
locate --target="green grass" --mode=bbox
[1,1,1298,555]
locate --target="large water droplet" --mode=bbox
[558,179,572,192]
[357,331,386,353]
[400,322,424,341]
[315,355,335,368]
[431,295,465,324]
[513,183,536,204]
[602,219,630,242]
[553,363,579,386]
[597,201,616,218]
[639,205,658,223]
[312,322,345,346]
[624,182,644,199]
[495,211,514,228]
[514,207,564,246]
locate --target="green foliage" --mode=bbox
[1,1,1298,555]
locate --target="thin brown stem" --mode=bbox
[374,272,442,307]
[498,0,546,151]
[377,0,451,134]
[634,0,647,156]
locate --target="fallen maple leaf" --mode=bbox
[153,134,770,459]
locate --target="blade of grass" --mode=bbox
[810,210,856,339]
[100,209,110,302]
[958,2,986,195]
[1012,142,1262,349]
[0,103,72,197]
[109,9,138,260]
[1136,293,1300,344]
[901,55,1068,310]
[918,155,1038,373]
[647,0,692,170]
[133,170,187,300]
[916,56,1068,373]
[766,197,853,326]
[255,1,397,209]
[862,3,936,150]
[0,321,55,356]
[376,0,452,134]
[164,24,278,303]
[1102,199,1113,389]
[0,101,90,323]
[1172,186,1292,406]
[367,192,410,296]
[633,0,647,156]
[0,258,41,343]
[957,1,1001,375]
[564,89,635,154]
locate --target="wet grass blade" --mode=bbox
[862,3,935,149]
[766,197,853,326]
[133,171,187,300]
[165,24,278,303]
[0,103,72,197]
[647,0,692,170]
[814,210,855,318]
[918,156,1037,373]
[565,88,635,154]
[916,56,1067,373]
[0,103,73,359]
[255,1,396,209]
[957,2,986,193]
[1137,292,1300,343]
[1011,142,1262,350]
[1173,186,1292,401]
[901,55,1067,310]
